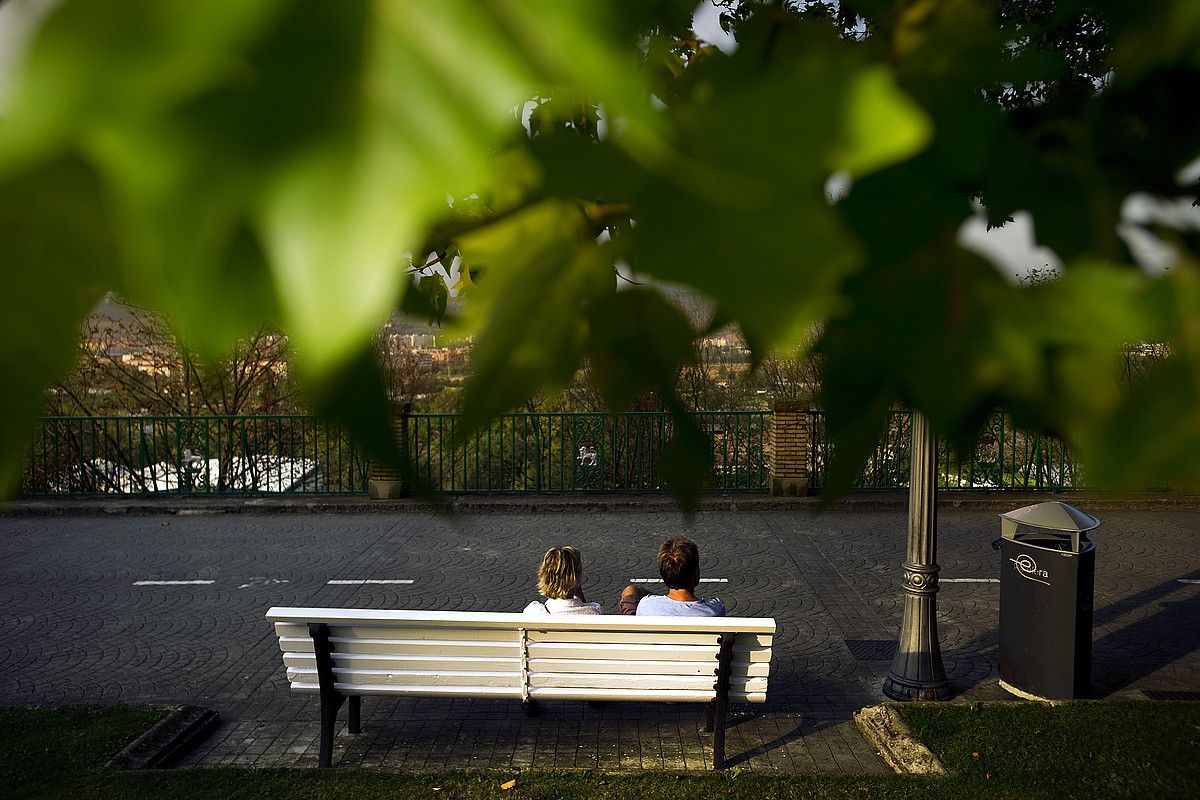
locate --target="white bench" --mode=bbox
[267,607,776,769]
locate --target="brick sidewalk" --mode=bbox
[2,505,1197,772]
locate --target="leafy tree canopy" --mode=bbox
[1,0,1198,501]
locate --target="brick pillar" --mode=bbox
[368,402,411,499]
[770,401,809,496]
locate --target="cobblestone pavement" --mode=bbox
[1,506,1198,773]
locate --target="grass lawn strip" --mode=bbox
[897,700,1200,799]
[2,702,1198,800]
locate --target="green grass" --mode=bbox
[898,700,1200,800]
[2,702,1197,800]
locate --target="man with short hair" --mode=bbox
[619,537,726,616]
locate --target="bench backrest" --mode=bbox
[267,607,775,703]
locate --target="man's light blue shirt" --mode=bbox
[635,595,726,617]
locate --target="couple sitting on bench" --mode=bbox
[522,538,725,618]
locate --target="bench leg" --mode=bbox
[318,693,342,768]
[348,695,361,735]
[310,622,348,768]
[711,694,729,770]
[522,699,541,718]
[711,633,734,770]
[705,700,716,733]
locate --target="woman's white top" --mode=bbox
[522,597,604,615]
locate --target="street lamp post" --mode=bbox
[883,410,951,701]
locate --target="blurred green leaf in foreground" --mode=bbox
[0,0,1197,499]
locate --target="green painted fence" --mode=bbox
[22,415,369,495]
[808,409,1080,491]
[21,411,770,495]
[22,409,1081,496]
[405,412,770,493]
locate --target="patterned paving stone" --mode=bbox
[0,507,1197,773]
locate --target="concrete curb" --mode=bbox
[4,491,1198,517]
[107,705,220,770]
[853,704,947,776]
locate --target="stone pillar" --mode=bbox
[368,402,411,499]
[883,410,951,700]
[770,401,809,496]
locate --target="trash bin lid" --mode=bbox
[999,501,1099,533]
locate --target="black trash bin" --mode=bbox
[997,501,1098,701]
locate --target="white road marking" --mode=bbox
[941,578,1000,583]
[327,579,415,585]
[628,578,728,583]
[133,580,215,586]
[238,578,291,589]
[1178,579,1200,585]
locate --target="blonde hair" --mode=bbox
[537,546,582,599]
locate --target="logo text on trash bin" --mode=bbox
[1010,554,1050,586]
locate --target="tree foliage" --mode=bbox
[51,300,297,418]
[1,0,1198,500]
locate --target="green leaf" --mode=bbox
[833,65,932,177]
[583,289,697,412]
[1109,2,1200,80]
[0,158,120,494]
[399,275,451,325]
[456,202,614,433]
[1080,263,1200,490]
[0,0,668,493]
[991,264,1155,434]
[1083,357,1200,490]
[612,21,885,355]
[658,411,712,514]
[2,0,1199,507]
[419,275,450,324]
[301,342,444,504]
[0,0,286,169]
[259,129,418,376]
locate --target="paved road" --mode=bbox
[2,507,1198,772]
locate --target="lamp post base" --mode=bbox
[883,670,951,701]
[881,567,952,702]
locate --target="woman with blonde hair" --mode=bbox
[523,546,603,615]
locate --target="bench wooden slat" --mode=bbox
[279,636,521,657]
[527,641,718,661]
[288,667,521,688]
[289,682,525,699]
[290,682,766,703]
[529,673,769,693]
[283,652,521,671]
[527,658,768,677]
[268,607,776,635]
[727,692,767,703]
[528,687,766,703]
[734,646,772,664]
[526,630,772,648]
[276,622,522,642]
[527,630,715,646]
[525,642,771,663]
[284,654,770,678]
[530,673,714,692]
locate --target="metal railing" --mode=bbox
[22,411,770,496]
[808,410,1080,491]
[405,411,770,493]
[22,415,369,495]
[25,409,1082,496]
